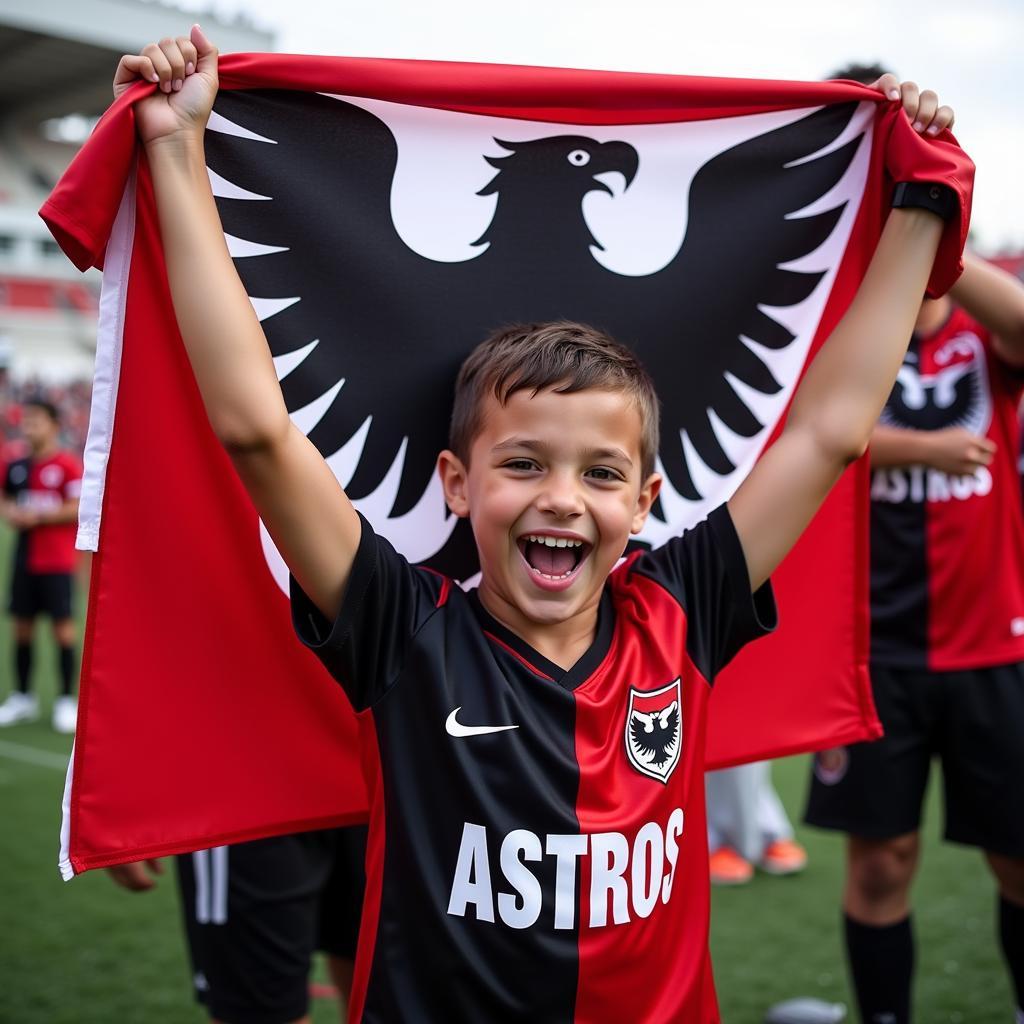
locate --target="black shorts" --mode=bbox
[8,562,72,620]
[176,825,368,1024]
[805,662,1024,856]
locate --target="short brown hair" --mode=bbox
[450,321,660,477]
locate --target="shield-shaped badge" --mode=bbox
[624,679,683,784]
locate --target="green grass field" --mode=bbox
[0,522,1013,1022]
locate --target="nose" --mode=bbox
[538,469,584,519]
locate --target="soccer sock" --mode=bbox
[999,895,1024,1018]
[15,642,32,694]
[58,645,76,698]
[844,912,913,1024]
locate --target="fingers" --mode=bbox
[176,35,199,78]
[969,437,997,466]
[134,32,204,95]
[869,73,902,102]
[891,80,955,136]
[113,54,159,98]
[106,862,156,891]
[142,42,173,93]
[913,90,938,134]
[158,37,186,92]
[146,858,166,875]
[931,104,955,135]
[191,23,219,75]
[899,80,920,124]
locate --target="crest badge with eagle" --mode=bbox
[879,330,992,437]
[625,680,683,783]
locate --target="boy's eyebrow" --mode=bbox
[492,438,634,465]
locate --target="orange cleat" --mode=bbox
[759,838,808,876]
[709,846,753,886]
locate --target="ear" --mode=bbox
[437,449,471,519]
[631,472,662,535]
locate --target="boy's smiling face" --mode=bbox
[439,385,661,647]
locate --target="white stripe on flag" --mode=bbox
[76,160,137,552]
[211,846,228,924]
[58,742,76,881]
[193,849,210,924]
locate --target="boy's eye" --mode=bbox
[503,459,538,472]
[586,467,623,482]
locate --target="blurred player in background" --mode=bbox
[0,397,82,732]
[108,826,367,1024]
[707,761,807,885]
[803,63,1024,1014]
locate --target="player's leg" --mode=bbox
[805,665,936,1024]
[175,834,334,1024]
[48,573,77,732]
[986,853,1024,1024]
[755,760,807,876]
[706,764,757,884]
[0,552,40,724]
[940,662,1024,1023]
[316,825,368,1021]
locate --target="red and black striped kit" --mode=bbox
[292,506,774,1021]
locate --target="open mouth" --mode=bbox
[517,534,592,583]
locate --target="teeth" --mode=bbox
[530,567,575,580]
[525,535,583,548]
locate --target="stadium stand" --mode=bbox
[0,0,273,385]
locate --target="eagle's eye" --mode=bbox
[567,149,591,167]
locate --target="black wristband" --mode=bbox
[891,181,957,222]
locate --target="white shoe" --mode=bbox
[0,692,40,726]
[52,695,78,734]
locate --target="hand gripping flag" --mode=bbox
[42,54,973,876]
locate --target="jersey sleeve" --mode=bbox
[290,514,448,711]
[630,504,777,682]
[61,453,83,500]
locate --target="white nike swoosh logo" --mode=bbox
[445,707,519,737]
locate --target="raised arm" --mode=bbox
[728,76,956,592]
[868,252,1024,472]
[115,27,360,619]
[729,208,942,590]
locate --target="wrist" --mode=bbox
[144,129,207,163]
[891,182,958,222]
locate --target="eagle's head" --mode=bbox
[479,135,637,205]
[474,136,638,254]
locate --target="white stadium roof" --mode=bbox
[0,0,275,124]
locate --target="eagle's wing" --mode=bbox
[204,90,474,522]
[605,103,865,500]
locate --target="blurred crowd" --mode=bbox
[0,369,91,459]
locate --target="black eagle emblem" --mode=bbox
[879,337,989,436]
[204,91,865,577]
[629,704,680,768]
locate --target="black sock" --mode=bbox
[58,645,76,698]
[999,895,1024,1017]
[844,912,913,1024]
[15,642,32,694]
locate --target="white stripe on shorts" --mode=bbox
[193,849,210,924]
[211,846,228,925]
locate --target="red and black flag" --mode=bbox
[42,53,971,876]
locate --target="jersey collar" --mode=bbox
[468,587,616,692]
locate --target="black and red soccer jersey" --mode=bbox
[292,505,774,1023]
[869,307,1024,670]
[3,451,82,573]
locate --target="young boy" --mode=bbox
[0,398,82,733]
[114,27,960,1021]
